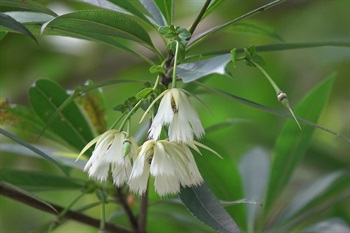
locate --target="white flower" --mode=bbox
[77,130,136,186]
[144,88,205,142]
[128,140,203,196]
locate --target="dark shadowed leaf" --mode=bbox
[0,170,84,191]
[180,182,241,233]
[139,0,166,26]
[0,0,57,16]
[239,147,270,232]
[177,54,232,83]
[29,79,95,153]
[264,75,335,211]
[0,128,69,176]
[0,12,37,43]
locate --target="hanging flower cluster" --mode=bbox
[78,87,218,196]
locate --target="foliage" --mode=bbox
[0,0,349,233]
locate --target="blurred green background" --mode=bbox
[0,0,349,232]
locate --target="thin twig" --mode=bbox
[188,0,212,35]
[138,189,148,233]
[0,182,131,233]
[117,188,139,233]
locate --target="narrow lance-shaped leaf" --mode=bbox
[279,170,350,222]
[0,0,57,16]
[108,0,151,24]
[188,0,285,48]
[0,170,84,191]
[229,20,284,42]
[238,147,270,232]
[43,10,154,48]
[29,79,95,153]
[264,74,335,212]
[0,128,69,176]
[180,182,241,233]
[0,12,37,44]
[177,54,232,83]
[139,0,166,26]
[154,0,173,25]
[195,82,349,143]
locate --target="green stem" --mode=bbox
[118,100,143,131]
[172,41,180,88]
[250,60,281,93]
[100,200,106,232]
[110,113,126,130]
[188,0,212,35]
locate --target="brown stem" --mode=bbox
[0,183,131,233]
[137,189,148,233]
[188,0,212,35]
[117,188,139,233]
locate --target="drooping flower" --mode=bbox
[144,88,205,142]
[128,139,203,196]
[77,130,137,186]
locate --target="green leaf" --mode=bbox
[177,54,232,83]
[0,31,7,40]
[0,12,37,43]
[229,20,284,42]
[0,0,57,16]
[0,143,85,170]
[254,41,350,52]
[44,10,154,48]
[0,128,69,176]
[188,0,285,49]
[196,83,349,142]
[139,0,166,26]
[154,0,173,25]
[29,79,95,153]
[0,170,84,191]
[264,75,335,212]
[279,170,349,222]
[3,11,54,23]
[238,147,270,232]
[108,0,151,24]
[180,182,241,233]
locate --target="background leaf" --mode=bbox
[264,74,335,212]
[180,182,241,233]
[139,0,166,26]
[153,0,173,25]
[0,170,84,191]
[177,54,232,83]
[238,147,270,232]
[29,79,95,153]
[0,128,69,175]
[0,12,37,43]
[229,20,284,42]
[0,0,57,16]
[278,170,349,223]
